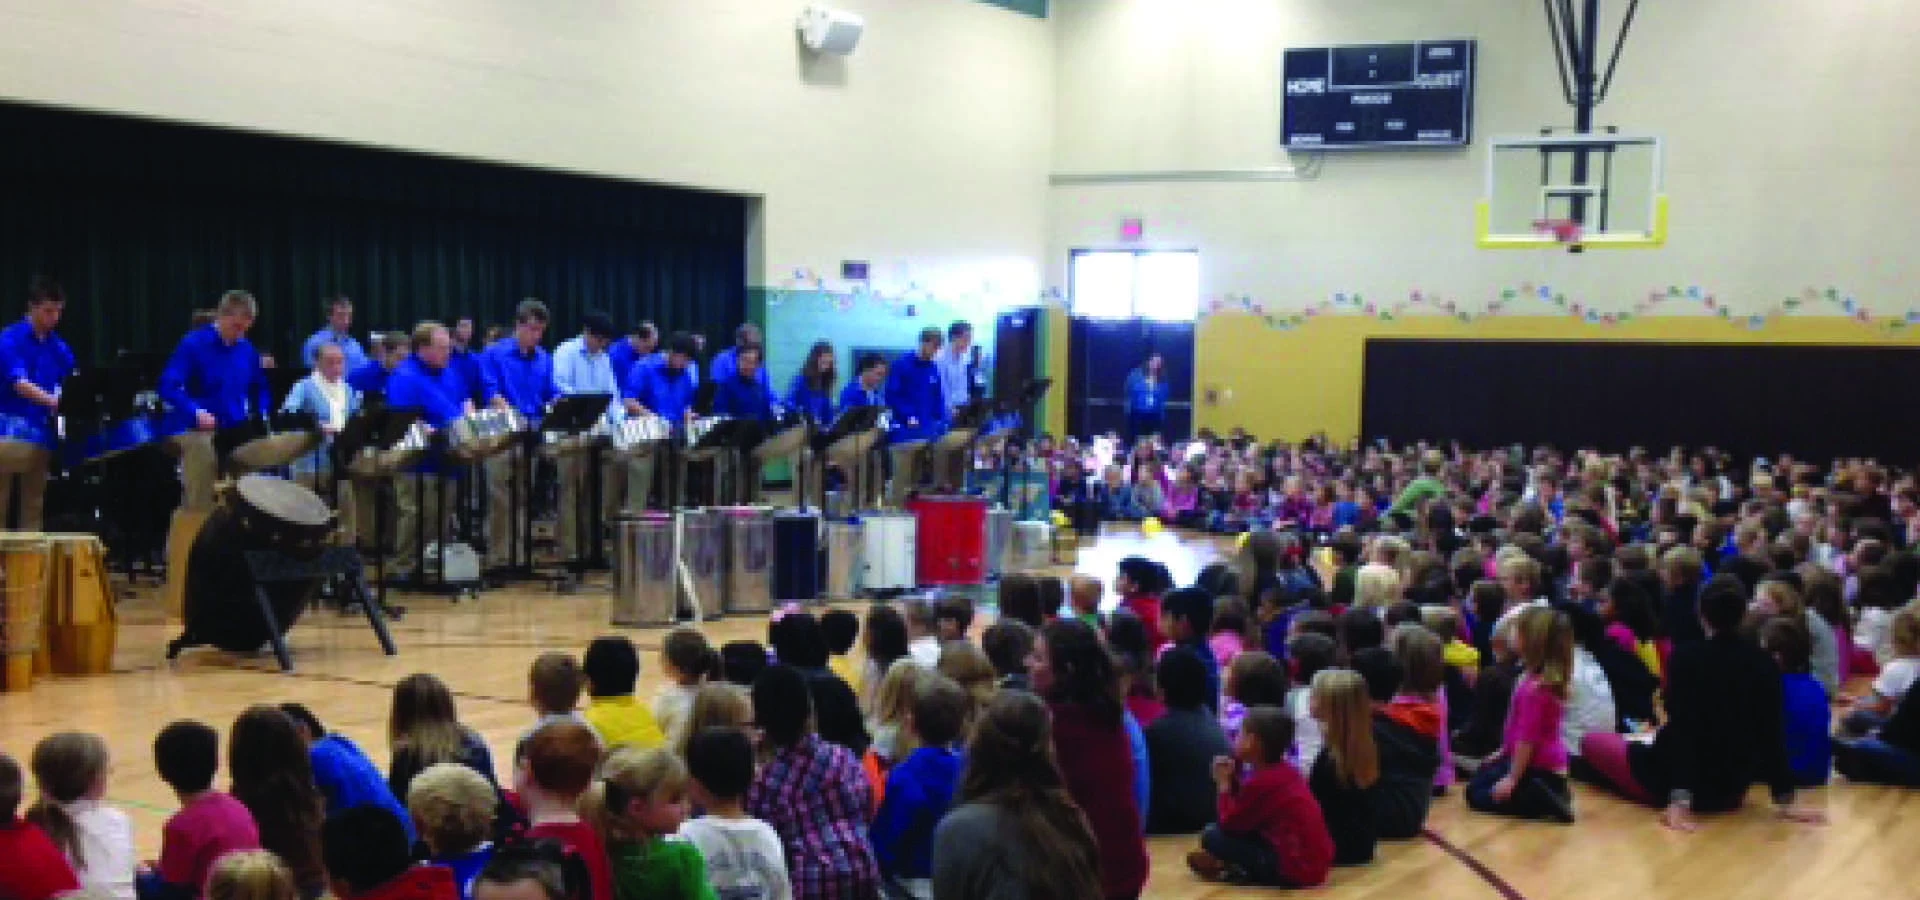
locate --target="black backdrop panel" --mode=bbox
[0,101,747,364]
[1361,338,1920,462]
[1067,318,1193,439]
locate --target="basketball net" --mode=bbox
[1531,218,1584,247]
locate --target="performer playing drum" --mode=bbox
[551,312,622,580]
[477,300,554,573]
[885,327,949,507]
[712,343,775,503]
[0,279,74,531]
[835,352,889,510]
[622,332,699,510]
[158,291,271,511]
[385,321,476,580]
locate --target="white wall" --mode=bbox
[1048,0,1920,318]
[0,0,1052,301]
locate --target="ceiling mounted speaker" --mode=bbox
[798,4,864,56]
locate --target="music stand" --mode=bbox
[545,394,614,578]
[814,406,885,511]
[334,406,422,611]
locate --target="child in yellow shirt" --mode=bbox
[821,609,864,695]
[582,636,666,750]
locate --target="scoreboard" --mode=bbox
[1282,40,1477,149]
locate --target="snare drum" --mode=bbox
[0,536,51,691]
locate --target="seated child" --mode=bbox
[1350,649,1439,838]
[583,637,667,750]
[279,704,417,845]
[0,750,82,900]
[1284,634,1337,773]
[1388,626,1454,794]
[1761,618,1832,787]
[933,598,975,644]
[678,728,792,900]
[654,629,719,748]
[141,721,261,900]
[1465,607,1576,823]
[521,655,593,748]
[747,666,881,900]
[321,806,457,900]
[905,600,943,668]
[1185,707,1334,888]
[204,851,297,900]
[1835,677,1920,787]
[1209,597,1253,670]
[469,847,568,900]
[820,610,863,694]
[1221,652,1288,745]
[1160,588,1222,708]
[1306,671,1379,867]
[1845,605,1920,737]
[1066,575,1105,629]
[1146,648,1232,835]
[982,620,1036,692]
[593,748,712,900]
[871,677,968,899]
[27,731,133,900]
[1455,615,1525,767]
[408,765,500,900]
[720,641,769,689]
[515,724,615,900]
[1106,612,1166,728]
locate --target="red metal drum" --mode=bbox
[907,495,989,586]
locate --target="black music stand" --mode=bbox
[996,378,1053,514]
[546,394,614,579]
[945,399,996,494]
[335,406,421,610]
[814,406,885,512]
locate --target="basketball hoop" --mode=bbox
[1532,218,1585,252]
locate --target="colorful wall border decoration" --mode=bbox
[1201,286,1920,332]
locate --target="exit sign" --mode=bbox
[1120,218,1144,241]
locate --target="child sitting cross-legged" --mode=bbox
[1465,606,1577,823]
[653,628,720,749]
[27,732,134,900]
[591,748,714,900]
[1760,618,1833,788]
[0,750,81,900]
[583,637,668,751]
[140,721,261,900]
[1185,707,1334,889]
[677,728,792,900]
[1145,647,1232,835]
[871,675,968,899]
[748,665,880,900]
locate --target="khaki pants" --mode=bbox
[168,432,218,511]
[625,451,658,512]
[556,453,622,560]
[393,473,451,575]
[0,441,50,530]
[484,454,528,569]
[348,474,385,552]
[888,442,929,508]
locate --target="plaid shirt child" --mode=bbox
[747,734,881,900]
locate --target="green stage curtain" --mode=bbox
[0,101,747,365]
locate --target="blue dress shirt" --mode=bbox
[301,328,370,370]
[786,372,835,424]
[885,351,947,443]
[709,346,772,393]
[552,337,617,396]
[625,360,698,426]
[158,324,270,433]
[838,380,885,411]
[0,320,74,446]
[347,360,391,396]
[713,375,773,423]
[480,338,556,420]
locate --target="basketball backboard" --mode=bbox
[1477,133,1666,250]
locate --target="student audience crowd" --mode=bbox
[8,436,1920,899]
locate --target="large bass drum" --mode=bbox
[181,475,336,652]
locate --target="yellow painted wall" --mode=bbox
[1043,304,1070,438]
[1195,313,1920,442]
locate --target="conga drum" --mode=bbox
[0,536,51,691]
[38,534,117,676]
[907,495,989,586]
[180,475,336,653]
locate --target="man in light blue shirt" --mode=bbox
[933,320,975,415]
[552,313,621,573]
[301,296,370,370]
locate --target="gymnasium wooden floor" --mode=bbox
[2,526,1914,899]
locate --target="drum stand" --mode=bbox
[167,546,397,673]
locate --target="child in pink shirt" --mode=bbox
[1464,606,1576,823]
[142,722,261,900]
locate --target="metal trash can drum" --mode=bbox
[1010,521,1052,570]
[612,515,676,628]
[824,520,863,600]
[985,507,1014,579]
[679,510,724,620]
[723,508,775,614]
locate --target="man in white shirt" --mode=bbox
[550,313,621,585]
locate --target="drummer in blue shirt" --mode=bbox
[158,290,272,511]
[623,332,700,511]
[712,343,776,503]
[885,327,948,507]
[301,296,370,371]
[784,341,837,508]
[608,321,657,390]
[833,353,890,509]
[385,321,477,578]
[0,280,74,531]
[477,300,555,571]
[709,323,773,394]
[551,313,621,577]
[448,316,493,407]
[348,332,410,397]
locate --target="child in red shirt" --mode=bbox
[142,721,261,900]
[0,751,82,900]
[515,723,614,900]
[1116,557,1169,651]
[1186,707,1334,888]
